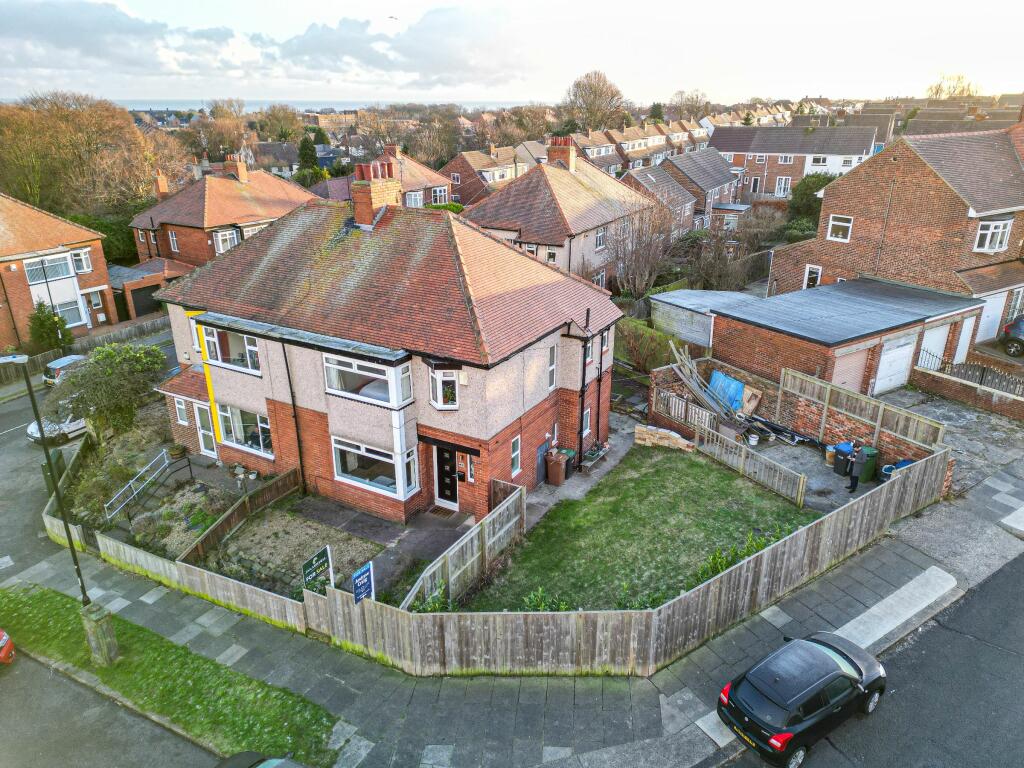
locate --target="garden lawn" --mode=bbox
[0,586,338,768]
[465,446,818,611]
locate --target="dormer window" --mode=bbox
[975,219,1012,253]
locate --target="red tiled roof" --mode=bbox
[156,366,208,402]
[956,259,1024,294]
[157,201,621,366]
[129,170,316,230]
[373,149,450,194]
[0,192,103,259]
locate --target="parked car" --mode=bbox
[42,354,85,386]
[717,633,886,768]
[0,628,15,664]
[26,406,88,445]
[214,754,303,768]
[999,315,1024,357]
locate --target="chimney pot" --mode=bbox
[547,138,577,173]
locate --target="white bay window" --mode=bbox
[213,229,241,254]
[332,438,419,498]
[429,369,459,410]
[324,355,412,407]
[975,220,1012,253]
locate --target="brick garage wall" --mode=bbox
[712,315,833,382]
[910,367,1024,421]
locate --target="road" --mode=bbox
[0,331,215,768]
[732,552,1024,768]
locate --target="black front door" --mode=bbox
[435,446,458,507]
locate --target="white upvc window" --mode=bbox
[721,152,734,162]
[755,154,766,163]
[827,214,853,243]
[332,437,415,497]
[1007,288,1024,322]
[803,264,823,289]
[547,345,557,389]
[431,187,448,205]
[213,229,240,254]
[217,404,273,456]
[406,190,424,208]
[510,435,521,477]
[601,329,609,351]
[324,354,411,406]
[811,155,827,166]
[52,299,84,327]
[546,248,557,264]
[168,231,179,252]
[466,454,475,483]
[775,176,792,197]
[595,226,607,250]
[842,156,853,167]
[138,230,146,242]
[203,326,260,373]
[86,290,103,309]
[592,270,606,289]
[429,368,459,410]
[450,172,460,184]
[974,220,1012,253]
[149,231,157,244]
[25,255,72,284]
[525,243,538,255]
[174,398,188,425]
[71,248,92,273]
[242,224,268,238]
[778,154,794,164]
[582,407,592,437]
[585,337,594,363]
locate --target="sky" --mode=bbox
[2,0,1023,107]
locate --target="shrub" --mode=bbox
[410,583,448,613]
[425,202,464,214]
[615,317,675,374]
[522,587,572,612]
[685,527,790,590]
[27,301,73,353]
[788,173,837,220]
[782,215,818,243]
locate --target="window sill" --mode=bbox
[429,401,459,411]
[223,441,274,460]
[206,360,262,377]
[826,236,851,243]
[332,473,404,500]
[973,247,1008,255]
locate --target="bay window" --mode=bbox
[430,369,459,410]
[324,355,411,407]
[53,300,84,327]
[975,220,1012,253]
[406,191,424,208]
[332,437,418,496]
[203,326,260,372]
[213,229,240,254]
[218,404,273,456]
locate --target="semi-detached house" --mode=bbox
[156,162,620,524]
[661,149,743,230]
[463,138,657,287]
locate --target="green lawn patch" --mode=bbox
[464,446,818,611]
[0,586,338,767]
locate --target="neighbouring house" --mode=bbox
[0,193,116,349]
[843,113,897,153]
[569,130,623,176]
[438,144,534,205]
[373,145,452,208]
[309,176,354,202]
[463,137,657,287]
[656,120,700,155]
[709,126,877,200]
[621,165,697,236]
[604,123,672,170]
[245,142,300,178]
[660,148,742,229]
[131,156,316,269]
[651,279,984,395]
[156,162,621,524]
[457,115,475,136]
[769,123,1024,345]
[107,258,191,322]
[315,144,347,171]
[515,140,548,166]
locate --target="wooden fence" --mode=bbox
[693,425,807,506]
[400,482,527,610]
[921,355,1024,398]
[0,314,170,385]
[653,389,719,433]
[777,368,945,448]
[178,469,301,563]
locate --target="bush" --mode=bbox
[782,215,818,243]
[684,527,790,590]
[788,173,837,220]
[410,582,448,613]
[425,202,464,214]
[27,301,73,353]
[615,317,675,374]
[522,587,572,612]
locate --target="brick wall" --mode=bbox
[910,367,1024,421]
[712,315,833,382]
[165,396,201,455]
[438,154,491,206]
[736,153,805,200]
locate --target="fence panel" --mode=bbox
[177,562,306,632]
[303,588,331,636]
[653,390,719,433]
[694,426,806,505]
[97,533,183,588]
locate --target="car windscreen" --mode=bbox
[734,678,788,727]
[807,639,860,678]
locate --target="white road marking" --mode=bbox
[836,566,957,649]
[0,422,30,437]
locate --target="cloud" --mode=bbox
[0,1,535,96]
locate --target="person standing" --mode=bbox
[847,440,867,493]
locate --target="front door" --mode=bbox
[194,404,217,457]
[535,440,550,485]
[434,445,458,510]
[977,292,1008,342]
[749,176,761,195]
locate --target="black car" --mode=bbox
[717,632,886,768]
[214,754,303,768]
[1000,315,1024,357]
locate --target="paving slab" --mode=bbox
[693,711,734,748]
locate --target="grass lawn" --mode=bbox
[1,586,338,767]
[464,446,818,612]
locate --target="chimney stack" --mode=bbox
[154,169,169,200]
[489,143,497,159]
[351,161,402,228]
[547,136,576,173]
[223,153,248,183]
[384,143,401,158]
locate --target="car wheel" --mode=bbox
[1005,339,1024,357]
[862,689,881,714]
[786,746,808,768]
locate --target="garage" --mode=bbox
[976,292,1008,342]
[917,324,950,369]
[873,335,917,394]
[831,348,869,391]
[129,284,162,317]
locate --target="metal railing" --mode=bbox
[103,449,171,521]
[917,348,1024,397]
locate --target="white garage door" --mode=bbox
[874,335,917,394]
[917,324,950,369]
[976,292,1008,342]
[832,348,869,391]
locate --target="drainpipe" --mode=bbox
[566,235,575,275]
[280,342,307,491]
[149,216,163,259]
[595,330,605,445]
[576,308,591,470]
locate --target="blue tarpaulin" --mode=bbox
[709,370,744,413]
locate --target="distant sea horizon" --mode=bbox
[112,98,531,112]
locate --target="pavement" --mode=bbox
[1,389,1022,768]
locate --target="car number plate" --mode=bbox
[733,726,756,748]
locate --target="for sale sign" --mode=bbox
[302,545,334,589]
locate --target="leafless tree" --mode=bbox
[670,89,709,120]
[561,71,625,131]
[207,98,246,120]
[925,74,980,99]
[408,115,461,168]
[357,107,409,151]
[606,202,674,311]
[671,229,745,291]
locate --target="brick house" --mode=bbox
[621,165,697,236]
[660,149,742,229]
[569,131,622,176]
[604,123,674,170]
[156,162,620,524]
[437,144,535,205]
[709,126,877,200]
[0,193,115,349]
[374,145,452,208]
[463,138,657,287]
[769,124,1024,345]
[130,156,315,269]
[651,280,983,395]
